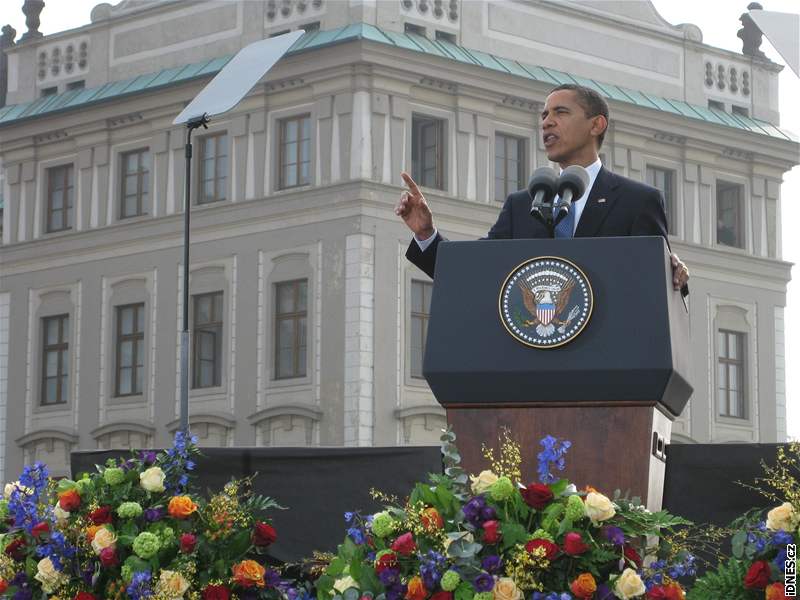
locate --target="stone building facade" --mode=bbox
[0,0,797,480]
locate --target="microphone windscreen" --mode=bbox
[557,165,590,200]
[527,166,559,200]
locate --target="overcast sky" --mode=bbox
[4,0,798,437]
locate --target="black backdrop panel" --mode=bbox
[71,446,442,562]
[664,443,782,526]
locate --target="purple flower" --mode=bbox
[473,572,494,592]
[480,506,497,521]
[144,507,164,522]
[264,568,282,587]
[140,451,157,465]
[385,583,407,600]
[537,435,571,484]
[595,583,615,600]
[379,568,401,586]
[481,555,502,573]
[604,526,625,546]
[462,496,488,527]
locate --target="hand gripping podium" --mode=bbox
[423,236,692,510]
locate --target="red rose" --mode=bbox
[525,538,559,560]
[375,551,399,573]
[99,546,118,568]
[74,593,98,600]
[430,593,453,600]
[58,489,81,512]
[563,532,589,556]
[623,545,643,569]
[89,506,113,525]
[31,521,50,537]
[482,520,502,544]
[252,522,277,547]
[391,532,416,555]
[0,581,8,594]
[744,560,772,589]
[202,585,232,600]
[646,583,685,600]
[521,483,554,510]
[4,537,26,561]
[180,532,197,553]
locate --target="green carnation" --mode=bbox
[474,593,493,600]
[117,501,143,519]
[121,564,133,583]
[75,478,93,496]
[565,494,586,521]
[149,523,175,546]
[488,476,515,502]
[441,570,461,591]
[371,512,397,538]
[132,531,161,559]
[531,528,554,542]
[104,468,125,486]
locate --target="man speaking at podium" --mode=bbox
[396,84,690,291]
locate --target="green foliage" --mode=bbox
[687,558,757,600]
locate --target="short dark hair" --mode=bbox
[549,84,609,148]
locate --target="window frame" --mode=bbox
[645,164,676,235]
[277,114,312,191]
[192,291,224,389]
[716,179,745,249]
[717,329,746,419]
[41,314,70,405]
[196,132,228,205]
[411,114,446,191]
[495,132,526,202]
[409,279,433,379]
[46,164,74,233]
[114,303,145,398]
[119,148,150,219]
[274,279,308,380]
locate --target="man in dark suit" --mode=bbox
[395,84,690,290]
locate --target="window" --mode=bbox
[115,304,145,396]
[435,30,456,43]
[41,315,69,405]
[646,166,676,234]
[41,86,57,97]
[278,115,311,190]
[120,149,150,218]
[716,180,745,248]
[708,99,725,111]
[197,133,227,204]
[732,105,749,117]
[67,80,85,91]
[410,280,433,378]
[495,133,526,201]
[718,330,746,418]
[192,292,223,388]
[274,280,307,379]
[301,22,320,33]
[46,164,74,233]
[405,23,426,37]
[412,115,445,190]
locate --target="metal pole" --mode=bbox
[180,114,209,435]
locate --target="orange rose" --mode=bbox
[570,573,597,600]
[421,507,444,530]
[58,488,81,511]
[86,524,103,542]
[766,583,789,600]
[232,560,266,588]
[406,576,427,600]
[0,580,7,594]
[168,495,198,519]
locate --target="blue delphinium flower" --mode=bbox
[420,550,447,589]
[161,430,199,494]
[537,436,571,484]
[347,526,366,545]
[127,570,153,600]
[774,547,789,572]
[771,530,794,546]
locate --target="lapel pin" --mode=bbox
[598,198,606,203]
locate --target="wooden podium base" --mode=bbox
[446,402,672,511]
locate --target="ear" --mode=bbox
[590,115,608,140]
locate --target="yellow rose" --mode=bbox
[767,502,798,531]
[493,577,522,600]
[34,557,64,594]
[53,504,70,524]
[614,568,645,600]
[470,470,499,495]
[140,466,166,493]
[90,526,117,555]
[157,569,190,598]
[333,575,359,593]
[584,492,616,524]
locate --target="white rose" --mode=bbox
[585,492,616,524]
[767,502,798,531]
[493,577,522,600]
[470,470,499,495]
[140,466,166,493]
[613,568,645,600]
[4,481,32,499]
[35,557,64,593]
[91,527,118,554]
[53,504,71,524]
[333,575,359,593]
[157,569,191,599]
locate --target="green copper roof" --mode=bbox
[0,23,794,142]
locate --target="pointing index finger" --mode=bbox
[401,171,421,194]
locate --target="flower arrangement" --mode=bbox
[314,429,693,600]
[0,431,287,600]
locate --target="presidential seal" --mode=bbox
[499,257,593,348]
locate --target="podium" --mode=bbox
[423,236,692,510]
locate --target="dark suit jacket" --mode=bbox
[406,166,669,279]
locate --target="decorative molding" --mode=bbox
[501,95,538,112]
[36,37,89,83]
[653,131,686,145]
[33,130,68,144]
[247,404,323,425]
[16,428,79,447]
[265,0,324,25]
[419,76,457,93]
[394,404,446,420]
[400,0,458,23]
[722,147,754,160]
[90,420,155,439]
[265,78,306,92]
[107,113,144,128]
[166,412,237,432]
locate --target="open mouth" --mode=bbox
[543,133,559,147]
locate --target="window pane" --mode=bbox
[302,116,310,139]
[199,331,215,361]
[46,319,60,344]
[286,120,298,142]
[284,165,297,188]
[46,351,59,377]
[496,135,506,159]
[120,340,133,367]
[204,136,215,157]
[495,178,505,203]
[412,281,423,313]
[61,372,69,402]
[729,365,739,391]
[217,135,227,157]
[119,367,132,395]
[297,281,308,313]
[299,316,307,348]
[277,284,295,314]
[278,319,295,350]
[120,307,134,335]
[728,333,738,359]
[200,361,214,388]
[45,378,58,403]
[134,367,143,395]
[277,349,293,378]
[196,296,211,324]
[718,331,726,357]
[730,390,740,417]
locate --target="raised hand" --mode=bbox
[670,253,690,290]
[395,171,435,240]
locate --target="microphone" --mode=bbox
[554,165,590,225]
[527,167,559,224]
